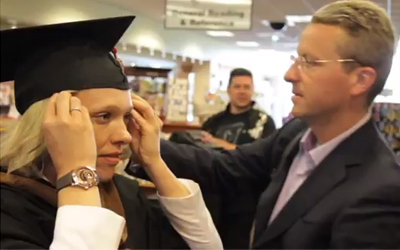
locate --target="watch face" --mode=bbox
[72,167,98,189]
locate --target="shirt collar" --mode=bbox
[299,111,372,170]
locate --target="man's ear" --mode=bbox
[350,67,377,97]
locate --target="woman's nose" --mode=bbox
[112,128,132,146]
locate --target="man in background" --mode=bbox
[201,68,276,150]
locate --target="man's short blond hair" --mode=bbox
[312,0,397,104]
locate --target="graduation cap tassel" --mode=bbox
[112,48,124,67]
[112,47,118,57]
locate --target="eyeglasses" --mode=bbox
[290,55,356,71]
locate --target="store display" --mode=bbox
[124,66,171,118]
[373,102,400,156]
[166,78,189,122]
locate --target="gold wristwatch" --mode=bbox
[56,166,99,192]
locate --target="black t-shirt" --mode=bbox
[214,112,249,144]
[203,109,276,145]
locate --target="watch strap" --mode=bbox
[56,172,73,191]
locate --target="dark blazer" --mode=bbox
[133,118,400,249]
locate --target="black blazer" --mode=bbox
[133,118,400,249]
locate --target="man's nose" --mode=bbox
[284,63,301,84]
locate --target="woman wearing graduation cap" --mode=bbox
[0,16,223,250]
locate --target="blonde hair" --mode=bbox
[0,99,48,176]
[312,0,397,104]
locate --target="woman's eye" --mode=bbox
[124,113,133,120]
[96,113,111,121]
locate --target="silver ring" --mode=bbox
[70,108,81,112]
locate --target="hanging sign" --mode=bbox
[164,0,253,30]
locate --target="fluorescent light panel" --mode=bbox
[206,31,234,37]
[236,41,259,47]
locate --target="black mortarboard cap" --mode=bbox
[0,16,135,114]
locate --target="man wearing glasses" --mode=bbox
[133,0,400,248]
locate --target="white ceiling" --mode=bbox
[1,0,399,61]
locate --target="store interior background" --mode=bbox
[1,0,399,131]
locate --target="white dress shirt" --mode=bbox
[49,178,223,250]
[158,179,223,250]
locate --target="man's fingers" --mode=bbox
[131,109,147,129]
[132,94,146,102]
[133,98,156,122]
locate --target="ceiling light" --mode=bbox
[236,41,259,47]
[261,20,270,27]
[272,35,279,42]
[286,15,312,23]
[206,31,234,37]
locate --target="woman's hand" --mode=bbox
[42,92,97,178]
[128,94,163,167]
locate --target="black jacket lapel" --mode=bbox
[253,119,377,248]
[252,132,304,242]
[257,155,346,245]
